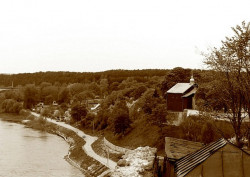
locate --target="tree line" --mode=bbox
[0,69,168,87]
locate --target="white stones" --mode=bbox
[111,146,157,177]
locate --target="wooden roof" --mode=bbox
[165,137,203,160]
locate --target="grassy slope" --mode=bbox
[102,118,183,156]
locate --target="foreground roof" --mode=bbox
[175,138,227,177]
[167,83,193,94]
[165,137,203,160]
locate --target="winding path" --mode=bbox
[31,112,117,170]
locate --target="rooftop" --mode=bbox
[165,137,203,160]
[167,83,193,94]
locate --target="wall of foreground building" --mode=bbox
[185,144,250,177]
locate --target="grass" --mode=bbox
[90,118,184,156]
[91,136,123,162]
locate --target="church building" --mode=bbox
[166,76,197,112]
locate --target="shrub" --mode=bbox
[180,115,217,144]
[1,99,23,114]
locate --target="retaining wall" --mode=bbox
[103,137,131,154]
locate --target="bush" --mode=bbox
[1,99,23,114]
[81,113,96,128]
[41,107,52,117]
[180,115,217,144]
[19,109,30,116]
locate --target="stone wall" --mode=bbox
[103,137,131,154]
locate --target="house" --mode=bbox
[166,76,197,112]
[174,138,250,177]
[164,137,204,177]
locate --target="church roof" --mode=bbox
[167,83,194,94]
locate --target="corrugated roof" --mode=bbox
[175,138,227,177]
[165,137,203,160]
[167,83,193,94]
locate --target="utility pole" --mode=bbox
[104,140,109,167]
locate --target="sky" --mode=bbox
[0,0,249,74]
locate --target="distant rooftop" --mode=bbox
[166,83,193,94]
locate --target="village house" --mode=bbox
[166,76,197,112]
[174,138,250,177]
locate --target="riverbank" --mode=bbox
[0,112,110,177]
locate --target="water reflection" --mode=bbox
[0,120,84,177]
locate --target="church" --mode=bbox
[166,76,197,112]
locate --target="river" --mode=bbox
[0,119,84,177]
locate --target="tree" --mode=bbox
[151,104,168,131]
[203,21,250,147]
[68,83,84,96]
[58,87,71,104]
[23,84,38,109]
[112,100,131,135]
[40,85,58,104]
[100,78,109,97]
[71,103,88,121]
[73,90,95,104]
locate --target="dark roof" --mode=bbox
[182,87,197,97]
[175,138,228,177]
[165,137,203,160]
[167,83,194,94]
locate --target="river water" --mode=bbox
[0,119,84,177]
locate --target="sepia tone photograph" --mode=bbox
[0,0,249,176]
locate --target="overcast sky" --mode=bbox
[0,0,249,74]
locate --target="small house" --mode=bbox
[166,76,197,112]
[174,138,250,177]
